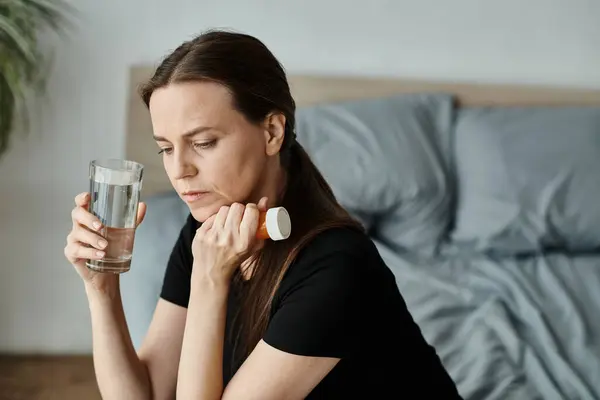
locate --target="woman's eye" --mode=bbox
[157,140,215,155]
[194,140,217,150]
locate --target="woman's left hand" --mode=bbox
[191,197,268,286]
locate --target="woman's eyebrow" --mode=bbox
[153,126,216,142]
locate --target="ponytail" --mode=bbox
[230,136,364,367]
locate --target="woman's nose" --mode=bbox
[171,150,197,180]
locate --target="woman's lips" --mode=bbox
[181,191,209,202]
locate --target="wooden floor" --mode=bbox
[0,355,100,400]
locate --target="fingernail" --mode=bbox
[98,239,107,248]
[93,221,101,230]
[96,251,105,257]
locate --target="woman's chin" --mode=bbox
[189,207,215,224]
[188,198,245,223]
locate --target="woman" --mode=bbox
[64,30,462,399]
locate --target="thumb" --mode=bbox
[257,197,269,212]
[136,202,147,227]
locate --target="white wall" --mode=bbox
[0,0,598,354]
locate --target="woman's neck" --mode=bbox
[251,162,287,208]
[240,163,287,281]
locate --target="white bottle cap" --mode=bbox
[266,207,291,241]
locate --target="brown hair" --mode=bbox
[139,29,363,369]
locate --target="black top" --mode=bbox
[160,214,462,399]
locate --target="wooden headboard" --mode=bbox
[125,65,600,197]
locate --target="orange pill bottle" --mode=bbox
[256,207,291,241]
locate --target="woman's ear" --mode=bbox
[263,112,286,156]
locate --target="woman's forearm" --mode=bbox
[86,280,152,400]
[177,277,229,400]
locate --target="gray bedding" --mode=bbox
[374,240,600,400]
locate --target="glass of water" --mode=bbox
[86,159,144,274]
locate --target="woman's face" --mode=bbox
[148,81,283,223]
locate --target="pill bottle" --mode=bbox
[256,207,291,241]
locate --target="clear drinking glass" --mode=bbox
[86,159,144,274]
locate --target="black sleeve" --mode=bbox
[159,214,196,308]
[262,243,370,359]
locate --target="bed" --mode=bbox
[121,66,600,400]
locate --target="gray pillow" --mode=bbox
[295,94,455,256]
[121,190,189,349]
[451,106,600,254]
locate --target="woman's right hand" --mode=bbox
[64,192,146,293]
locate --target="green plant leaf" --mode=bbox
[0,14,36,64]
[0,0,72,159]
[0,71,16,155]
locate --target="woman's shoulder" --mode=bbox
[296,226,374,259]
[287,226,385,281]
[273,226,397,313]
